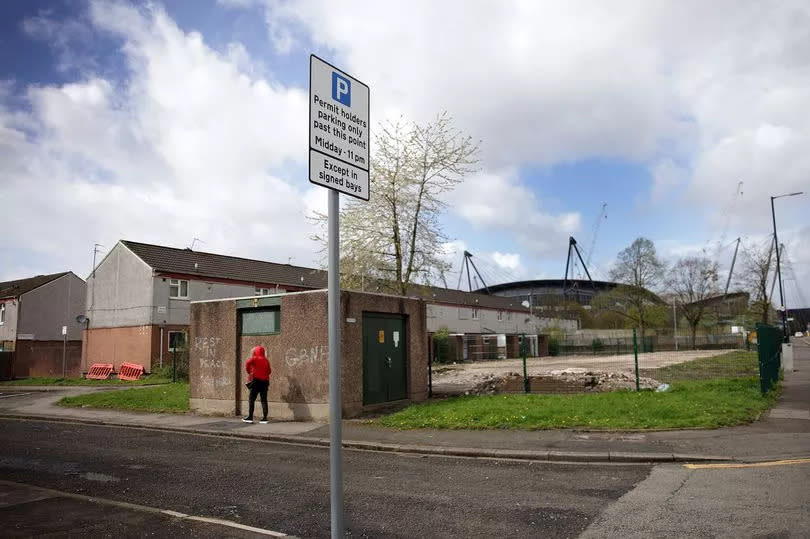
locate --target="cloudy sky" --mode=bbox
[1,0,808,308]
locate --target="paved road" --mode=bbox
[0,419,649,538]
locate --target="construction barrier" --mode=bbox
[86,363,114,380]
[118,362,145,381]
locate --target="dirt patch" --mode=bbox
[463,370,661,395]
[431,349,736,395]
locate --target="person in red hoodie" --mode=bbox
[243,345,272,423]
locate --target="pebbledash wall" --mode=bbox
[189,290,428,420]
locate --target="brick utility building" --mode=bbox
[83,240,327,373]
[189,290,427,420]
[0,272,86,378]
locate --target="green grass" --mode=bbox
[379,377,778,430]
[639,350,759,382]
[0,374,172,386]
[58,383,189,413]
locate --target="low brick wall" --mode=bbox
[13,340,82,378]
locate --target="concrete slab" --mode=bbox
[769,408,810,420]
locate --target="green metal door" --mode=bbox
[363,314,407,405]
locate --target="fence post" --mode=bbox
[633,329,640,391]
[522,333,529,393]
[172,348,177,383]
[428,335,433,398]
[62,331,67,378]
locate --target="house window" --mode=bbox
[169,279,189,299]
[472,308,479,320]
[241,307,281,336]
[255,287,271,296]
[497,311,503,321]
[0,303,4,324]
[168,331,187,352]
[507,312,512,321]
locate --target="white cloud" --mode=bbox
[260,1,679,167]
[453,168,580,257]
[492,252,521,271]
[247,0,810,297]
[0,1,319,281]
[650,158,689,203]
[4,0,810,301]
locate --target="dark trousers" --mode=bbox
[248,379,269,419]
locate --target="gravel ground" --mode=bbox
[432,349,735,392]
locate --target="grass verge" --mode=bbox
[639,350,758,382]
[0,374,172,386]
[379,377,778,430]
[58,383,189,413]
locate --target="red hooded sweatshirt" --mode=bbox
[245,346,271,382]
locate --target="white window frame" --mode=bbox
[168,330,187,352]
[255,287,271,296]
[472,307,479,320]
[507,311,512,321]
[169,279,189,299]
[497,311,503,322]
[0,303,5,325]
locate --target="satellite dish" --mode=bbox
[521,300,530,308]
[76,314,88,324]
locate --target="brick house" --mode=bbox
[83,240,327,372]
[0,272,86,378]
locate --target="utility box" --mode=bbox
[189,289,428,420]
[782,342,794,375]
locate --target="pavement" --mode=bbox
[1,338,808,465]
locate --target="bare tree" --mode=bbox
[740,237,776,324]
[312,112,479,294]
[666,256,719,349]
[608,237,665,338]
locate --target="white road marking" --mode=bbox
[0,392,33,399]
[0,479,292,537]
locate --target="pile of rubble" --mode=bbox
[465,369,661,395]
[464,373,509,395]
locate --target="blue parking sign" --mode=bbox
[332,72,351,106]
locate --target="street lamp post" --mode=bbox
[770,191,804,342]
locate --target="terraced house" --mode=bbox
[0,272,86,378]
[82,240,327,372]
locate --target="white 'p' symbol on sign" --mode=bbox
[332,72,351,106]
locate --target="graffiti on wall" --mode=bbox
[194,336,229,389]
[285,345,328,368]
[194,336,223,368]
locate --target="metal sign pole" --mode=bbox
[328,188,343,538]
[309,55,367,537]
